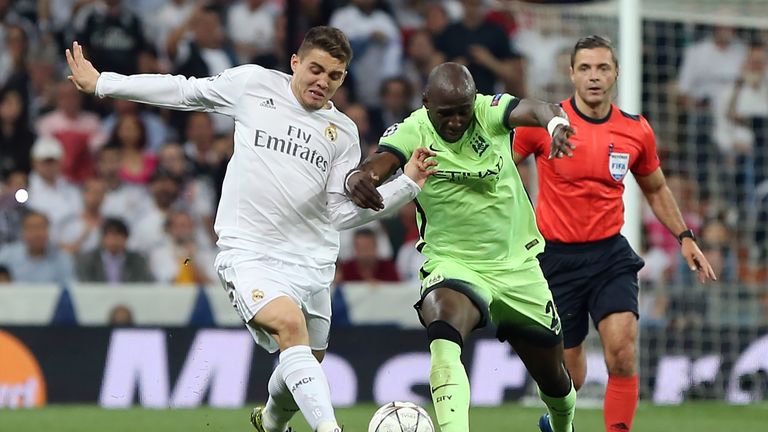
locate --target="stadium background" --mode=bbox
[0,0,766,430]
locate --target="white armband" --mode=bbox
[547,117,570,137]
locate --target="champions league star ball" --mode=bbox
[368,401,435,432]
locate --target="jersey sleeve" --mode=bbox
[95,64,260,118]
[512,126,548,159]
[474,93,520,136]
[631,116,661,176]
[377,116,421,168]
[326,126,362,195]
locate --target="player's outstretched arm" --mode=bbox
[65,41,246,115]
[66,41,100,95]
[508,98,576,159]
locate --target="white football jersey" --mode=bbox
[97,65,364,267]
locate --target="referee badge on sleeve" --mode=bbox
[609,152,630,181]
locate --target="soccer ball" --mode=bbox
[368,401,435,432]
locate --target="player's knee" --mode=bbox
[272,311,308,343]
[571,371,586,391]
[606,344,636,376]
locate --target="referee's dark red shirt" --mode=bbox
[513,97,660,243]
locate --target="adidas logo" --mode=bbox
[260,98,276,109]
[610,422,629,430]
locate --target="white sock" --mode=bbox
[279,345,339,432]
[263,363,299,432]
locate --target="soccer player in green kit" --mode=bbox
[345,63,577,432]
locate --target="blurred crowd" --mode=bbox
[0,0,766,326]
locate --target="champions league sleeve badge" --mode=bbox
[325,123,338,142]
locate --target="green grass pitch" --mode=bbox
[2,403,765,432]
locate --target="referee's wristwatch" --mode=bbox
[677,229,695,244]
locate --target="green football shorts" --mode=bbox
[418,256,563,345]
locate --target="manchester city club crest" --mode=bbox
[325,123,338,142]
[609,152,630,181]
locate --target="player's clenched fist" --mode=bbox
[346,147,437,210]
[65,41,101,95]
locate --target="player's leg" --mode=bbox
[491,258,577,432]
[416,266,490,432]
[588,235,644,432]
[563,344,588,390]
[218,253,340,432]
[259,349,326,432]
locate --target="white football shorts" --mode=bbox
[214,249,335,353]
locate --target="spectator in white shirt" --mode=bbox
[26,135,82,244]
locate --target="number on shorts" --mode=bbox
[545,300,560,332]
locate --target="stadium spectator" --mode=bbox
[182,112,222,181]
[369,77,415,139]
[149,209,216,284]
[434,0,523,95]
[107,304,135,326]
[0,211,76,283]
[0,170,28,246]
[147,0,196,71]
[128,169,182,254]
[75,217,153,283]
[36,81,107,183]
[94,145,152,230]
[402,29,445,108]
[76,0,149,75]
[59,177,107,254]
[330,0,402,107]
[339,228,400,283]
[343,103,376,151]
[0,88,34,176]
[101,99,172,154]
[26,135,83,242]
[676,25,746,189]
[107,113,157,184]
[0,25,29,92]
[226,0,280,65]
[722,41,768,193]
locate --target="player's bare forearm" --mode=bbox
[345,150,401,210]
[358,151,401,187]
[507,98,565,129]
[638,169,687,236]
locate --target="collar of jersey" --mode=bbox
[569,96,612,124]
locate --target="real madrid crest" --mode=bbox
[325,123,338,142]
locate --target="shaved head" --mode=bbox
[423,63,477,142]
[424,62,476,101]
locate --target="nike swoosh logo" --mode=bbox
[430,383,458,393]
[429,143,441,152]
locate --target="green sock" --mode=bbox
[429,339,470,432]
[538,382,576,432]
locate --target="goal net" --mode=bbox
[510,0,768,404]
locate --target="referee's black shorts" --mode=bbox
[538,234,645,349]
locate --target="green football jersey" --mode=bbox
[380,93,545,268]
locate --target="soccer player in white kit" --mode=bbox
[66,27,436,432]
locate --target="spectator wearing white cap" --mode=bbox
[26,135,83,244]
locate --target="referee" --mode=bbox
[514,35,716,432]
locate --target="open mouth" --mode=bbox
[308,89,325,101]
